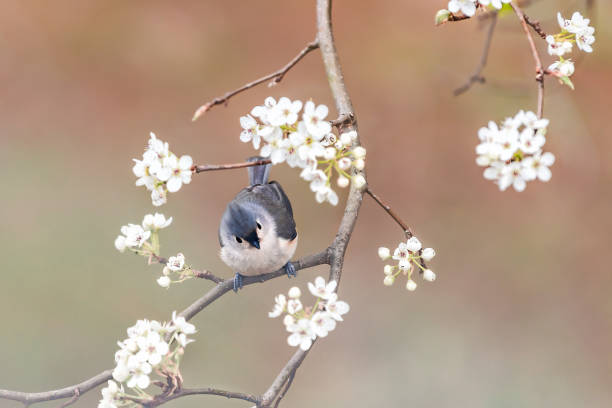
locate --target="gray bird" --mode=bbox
[219,157,298,291]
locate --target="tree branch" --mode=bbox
[510,1,545,118]
[192,159,272,174]
[365,188,414,239]
[259,1,366,405]
[454,12,498,96]
[192,41,319,121]
[523,13,546,39]
[145,387,259,407]
[0,250,330,406]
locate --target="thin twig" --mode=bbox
[58,389,79,408]
[146,387,259,407]
[0,251,330,406]
[510,1,545,118]
[523,13,547,39]
[454,12,498,96]
[150,253,224,284]
[260,0,366,406]
[192,41,319,120]
[365,188,413,239]
[192,159,272,174]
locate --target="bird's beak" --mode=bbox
[245,230,260,250]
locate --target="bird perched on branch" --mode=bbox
[219,157,298,291]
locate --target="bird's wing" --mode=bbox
[247,182,297,240]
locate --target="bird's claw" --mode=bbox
[233,272,244,292]
[284,262,296,278]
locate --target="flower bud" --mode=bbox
[421,247,436,261]
[288,287,301,299]
[337,176,350,188]
[378,247,391,260]
[157,276,171,288]
[324,147,337,160]
[406,237,422,252]
[340,132,352,147]
[435,9,451,26]
[352,174,366,189]
[406,279,417,291]
[383,275,395,286]
[353,158,365,170]
[114,236,127,253]
[423,269,436,282]
[162,266,171,276]
[352,146,366,159]
[338,157,352,171]
[383,265,393,275]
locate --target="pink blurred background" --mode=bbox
[1,0,611,407]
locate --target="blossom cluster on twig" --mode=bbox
[378,236,436,291]
[546,11,595,89]
[132,133,193,206]
[114,213,172,255]
[240,97,366,205]
[269,277,349,350]
[100,313,196,407]
[476,110,554,192]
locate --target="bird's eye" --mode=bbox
[256,222,262,230]
[235,236,243,243]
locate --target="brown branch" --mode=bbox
[192,41,319,121]
[523,13,547,39]
[260,1,365,405]
[273,368,296,408]
[145,387,259,407]
[192,158,272,174]
[2,0,367,406]
[0,369,113,406]
[0,250,330,406]
[454,12,498,96]
[510,1,545,118]
[150,253,224,285]
[365,188,413,239]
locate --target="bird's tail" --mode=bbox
[247,156,271,186]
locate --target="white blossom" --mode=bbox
[303,101,332,138]
[548,59,575,77]
[114,236,127,253]
[269,294,287,318]
[142,213,172,231]
[119,224,151,249]
[521,151,555,182]
[448,0,477,17]
[287,318,316,351]
[308,276,337,300]
[166,253,185,272]
[310,312,336,337]
[288,287,301,299]
[478,0,510,10]
[546,35,572,56]
[325,293,350,321]
[240,114,262,149]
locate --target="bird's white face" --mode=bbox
[220,212,298,276]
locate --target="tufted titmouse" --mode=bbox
[219,157,298,291]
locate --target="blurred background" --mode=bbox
[1,0,611,407]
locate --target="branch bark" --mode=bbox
[192,41,319,121]
[1,0,365,406]
[510,1,545,118]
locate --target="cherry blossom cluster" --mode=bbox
[476,110,555,192]
[156,253,199,288]
[101,313,196,407]
[378,236,436,291]
[268,277,349,351]
[114,213,172,257]
[240,97,366,205]
[132,133,193,207]
[546,11,595,89]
